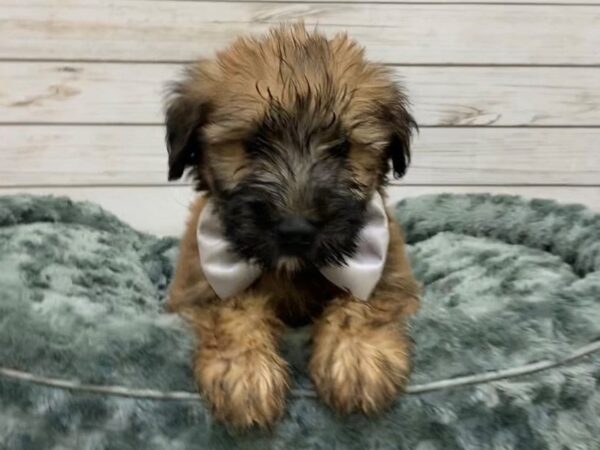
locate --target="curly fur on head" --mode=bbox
[165,24,416,271]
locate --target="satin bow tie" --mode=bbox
[197,193,389,301]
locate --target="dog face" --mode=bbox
[165,25,416,271]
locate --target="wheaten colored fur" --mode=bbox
[166,25,420,429]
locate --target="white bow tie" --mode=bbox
[197,193,389,301]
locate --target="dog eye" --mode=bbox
[242,138,259,155]
[329,140,350,157]
[242,135,267,157]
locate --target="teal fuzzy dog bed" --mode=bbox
[1,194,599,450]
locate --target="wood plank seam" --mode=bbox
[3,3,599,64]
[3,63,599,126]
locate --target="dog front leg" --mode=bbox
[309,217,420,415]
[309,295,417,415]
[188,294,290,429]
[166,196,289,429]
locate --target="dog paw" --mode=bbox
[309,319,411,415]
[195,347,289,429]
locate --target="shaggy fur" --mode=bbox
[1,194,599,449]
[165,25,419,427]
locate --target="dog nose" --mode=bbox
[277,216,316,254]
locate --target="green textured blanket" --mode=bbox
[0,194,599,450]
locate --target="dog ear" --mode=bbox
[384,88,418,179]
[164,87,211,182]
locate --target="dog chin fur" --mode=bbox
[275,256,305,275]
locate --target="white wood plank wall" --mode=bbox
[1,0,599,236]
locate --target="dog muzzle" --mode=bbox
[196,193,389,301]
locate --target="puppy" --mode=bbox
[165,25,420,429]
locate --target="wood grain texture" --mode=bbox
[3,62,600,126]
[2,185,597,236]
[154,0,600,4]
[2,126,598,186]
[2,2,600,64]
